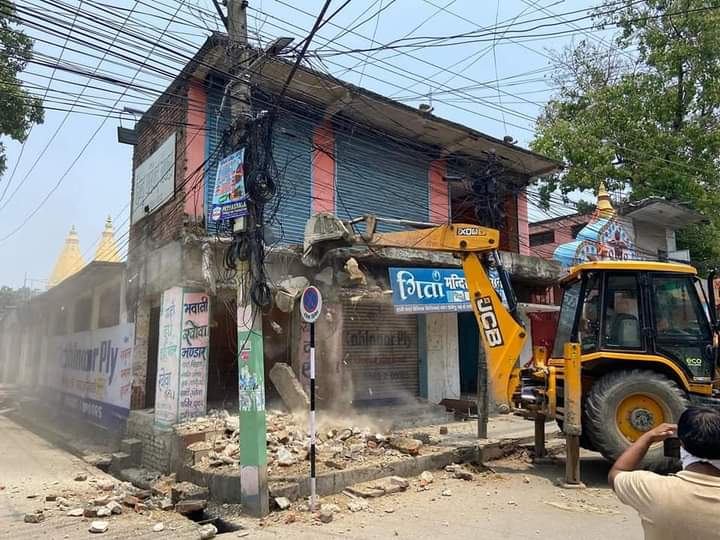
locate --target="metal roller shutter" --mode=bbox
[343,299,419,401]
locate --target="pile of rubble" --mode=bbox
[180,409,440,476]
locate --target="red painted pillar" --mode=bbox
[517,189,530,255]
[184,79,207,218]
[428,159,448,223]
[312,120,335,214]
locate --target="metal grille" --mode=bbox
[343,299,419,401]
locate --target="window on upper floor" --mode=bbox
[98,286,120,329]
[530,230,555,247]
[74,296,92,333]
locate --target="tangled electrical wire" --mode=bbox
[224,108,278,310]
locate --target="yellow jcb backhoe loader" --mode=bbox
[304,214,720,474]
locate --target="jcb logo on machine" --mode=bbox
[456,226,484,237]
[476,296,503,347]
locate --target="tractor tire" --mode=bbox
[584,369,687,470]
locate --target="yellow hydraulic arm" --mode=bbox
[304,214,528,412]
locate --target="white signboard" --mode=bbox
[48,323,134,429]
[155,287,183,427]
[132,133,176,224]
[155,287,210,427]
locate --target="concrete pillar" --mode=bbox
[425,313,460,404]
[315,303,347,411]
[131,298,151,409]
[154,287,210,427]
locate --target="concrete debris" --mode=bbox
[153,522,165,532]
[276,448,297,467]
[159,498,174,511]
[523,476,531,484]
[419,471,434,486]
[67,508,84,517]
[345,486,386,498]
[171,482,210,504]
[389,476,410,490]
[84,507,99,518]
[442,489,452,497]
[439,426,449,435]
[89,521,109,534]
[23,511,44,523]
[321,503,341,514]
[175,499,208,514]
[344,257,367,285]
[107,501,123,515]
[45,494,57,502]
[389,437,423,456]
[269,363,310,414]
[275,496,291,510]
[318,508,334,523]
[198,523,218,539]
[454,469,474,481]
[347,499,369,512]
[96,506,112,518]
[74,473,88,482]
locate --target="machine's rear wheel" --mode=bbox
[584,369,687,470]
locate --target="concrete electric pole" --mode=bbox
[227,0,269,518]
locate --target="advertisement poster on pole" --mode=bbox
[210,148,248,222]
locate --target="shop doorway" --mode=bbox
[457,312,479,395]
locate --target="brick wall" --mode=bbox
[126,410,176,473]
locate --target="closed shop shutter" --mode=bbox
[343,299,419,401]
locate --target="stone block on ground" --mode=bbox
[389,437,423,456]
[345,486,385,498]
[275,497,291,510]
[174,499,207,514]
[187,441,212,465]
[171,481,210,504]
[23,511,44,523]
[198,523,217,539]
[269,363,310,414]
[89,521,109,534]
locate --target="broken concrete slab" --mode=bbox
[174,499,207,514]
[269,363,310,414]
[171,481,209,504]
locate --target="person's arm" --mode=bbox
[608,423,677,489]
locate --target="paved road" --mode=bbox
[0,414,199,540]
[247,453,644,540]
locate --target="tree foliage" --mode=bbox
[531,0,720,270]
[0,285,30,316]
[0,1,43,176]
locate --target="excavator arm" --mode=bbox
[304,214,527,412]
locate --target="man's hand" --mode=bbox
[640,423,677,444]
[608,423,677,488]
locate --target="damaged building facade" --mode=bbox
[122,33,561,439]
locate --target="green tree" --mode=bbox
[0,285,30,315]
[531,1,720,271]
[0,0,43,176]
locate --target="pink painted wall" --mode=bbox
[184,79,207,217]
[428,159,448,223]
[312,120,335,214]
[529,214,590,259]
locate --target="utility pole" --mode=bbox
[227,0,269,518]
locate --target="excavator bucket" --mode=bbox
[303,213,354,266]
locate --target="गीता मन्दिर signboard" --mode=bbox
[50,323,134,429]
[388,267,507,314]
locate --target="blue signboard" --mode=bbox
[388,267,507,314]
[210,149,248,222]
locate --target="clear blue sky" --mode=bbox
[0,0,605,288]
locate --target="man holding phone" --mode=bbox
[608,407,720,539]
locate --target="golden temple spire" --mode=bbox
[94,215,121,263]
[596,182,615,218]
[48,225,85,288]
